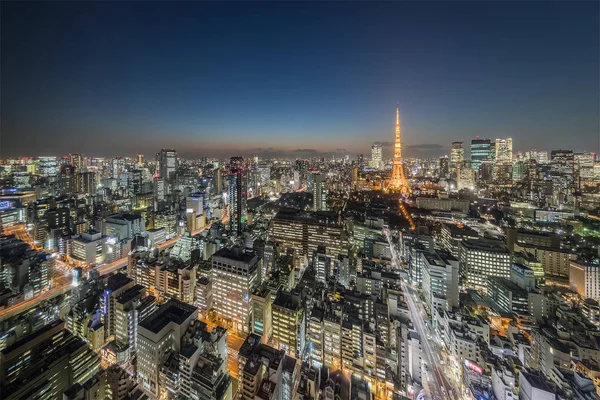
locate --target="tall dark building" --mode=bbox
[550,149,574,181]
[470,138,492,173]
[158,148,177,182]
[228,157,247,234]
[439,156,449,179]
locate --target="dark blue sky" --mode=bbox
[1,1,598,158]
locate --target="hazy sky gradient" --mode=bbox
[1,1,598,159]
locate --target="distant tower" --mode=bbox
[388,106,411,193]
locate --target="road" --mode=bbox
[385,230,459,400]
[0,274,71,320]
[0,209,230,321]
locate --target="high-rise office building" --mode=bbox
[228,162,248,234]
[1,320,101,400]
[314,245,331,283]
[269,209,348,259]
[494,138,513,184]
[450,142,464,177]
[136,299,198,398]
[370,142,382,169]
[456,161,475,190]
[211,246,259,335]
[550,149,574,180]
[158,148,178,182]
[312,172,327,211]
[114,285,157,364]
[271,290,305,359]
[70,153,83,171]
[458,239,511,289]
[470,138,492,173]
[38,156,59,176]
[75,171,96,195]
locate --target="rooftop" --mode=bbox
[212,246,258,264]
[461,238,508,253]
[139,299,196,334]
[521,371,554,392]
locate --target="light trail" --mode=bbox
[385,229,459,400]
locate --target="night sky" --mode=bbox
[1,1,598,159]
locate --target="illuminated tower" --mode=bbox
[388,106,411,193]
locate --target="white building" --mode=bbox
[422,251,460,316]
[71,230,107,265]
[136,299,197,398]
[458,239,511,289]
[104,213,145,241]
[211,246,259,335]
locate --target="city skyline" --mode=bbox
[2,2,599,158]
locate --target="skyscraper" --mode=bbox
[450,142,464,177]
[494,138,513,184]
[70,153,83,171]
[388,106,410,193]
[312,172,327,211]
[228,157,247,234]
[158,148,178,182]
[370,143,383,169]
[211,246,259,335]
[470,138,492,173]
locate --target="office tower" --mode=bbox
[72,230,107,265]
[269,209,348,259]
[456,161,475,190]
[114,285,157,363]
[136,154,144,165]
[238,334,295,400]
[250,286,273,343]
[38,156,58,176]
[0,320,101,400]
[458,239,511,289]
[397,322,423,390]
[228,158,247,235]
[104,273,135,339]
[357,154,364,168]
[112,157,124,178]
[574,152,595,184]
[211,246,259,334]
[212,168,222,194]
[314,245,330,283]
[196,276,213,318]
[75,171,96,195]
[153,177,166,202]
[450,141,465,177]
[158,148,178,182]
[439,156,449,179]
[470,138,492,172]
[129,169,143,195]
[70,153,83,171]
[388,107,411,193]
[550,149,574,179]
[104,213,145,241]
[323,315,342,371]
[136,299,198,398]
[257,162,270,189]
[271,290,305,359]
[494,138,513,184]
[308,308,324,368]
[421,251,460,315]
[312,172,327,211]
[370,142,382,169]
[570,261,600,301]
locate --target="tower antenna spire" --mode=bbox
[388,103,410,194]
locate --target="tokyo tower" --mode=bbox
[387,106,411,194]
